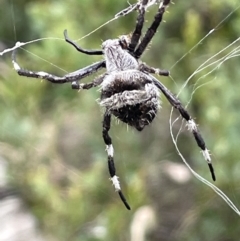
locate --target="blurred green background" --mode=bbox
[0,0,240,240]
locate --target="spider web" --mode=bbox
[1,0,240,219]
[168,2,240,216]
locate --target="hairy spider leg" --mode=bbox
[134,0,171,58]
[102,112,131,210]
[128,2,146,53]
[151,76,216,181]
[12,48,105,85]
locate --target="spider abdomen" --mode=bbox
[112,98,159,131]
[100,70,160,131]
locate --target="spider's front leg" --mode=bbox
[12,47,105,84]
[134,0,171,58]
[102,112,131,210]
[128,0,147,53]
[64,30,103,55]
[151,76,216,181]
[128,0,163,54]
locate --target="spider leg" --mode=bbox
[115,2,138,18]
[151,75,216,181]
[128,2,146,53]
[139,62,170,76]
[64,30,103,55]
[71,73,106,90]
[134,0,171,58]
[102,112,131,210]
[129,0,161,53]
[12,48,105,84]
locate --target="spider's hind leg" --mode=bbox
[151,76,216,181]
[102,112,131,210]
[71,73,106,90]
[139,62,170,76]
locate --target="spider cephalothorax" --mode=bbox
[12,0,215,210]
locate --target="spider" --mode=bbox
[12,0,215,210]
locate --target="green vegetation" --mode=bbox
[0,0,240,240]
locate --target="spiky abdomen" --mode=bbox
[100,70,160,131]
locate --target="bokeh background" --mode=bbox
[0,0,240,240]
